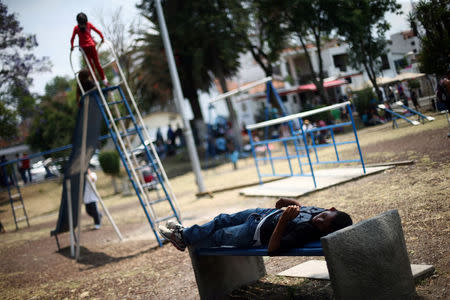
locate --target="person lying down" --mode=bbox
[159,198,352,254]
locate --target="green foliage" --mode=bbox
[98,150,120,177]
[26,76,78,156]
[408,79,420,90]
[409,0,450,75]
[136,0,249,119]
[304,105,332,123]
[0,2,50,140]
[353,87,376,117]
[245,0,290,76]
[0,101,18,139]
[279,0,340,103]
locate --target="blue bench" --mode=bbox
[188,241,323,299]
[195,240,323,256]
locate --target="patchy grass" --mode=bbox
[0,113,448,299]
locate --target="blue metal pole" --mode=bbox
[347,104,366,174]
[266,142,276,176]
[282,140,294,176]
[329,128,340,161]
[248,129,263,184]
[310,131,319,162]
[299,118,317,187]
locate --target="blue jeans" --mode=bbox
[182,208,277,248]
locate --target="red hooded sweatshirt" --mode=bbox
[70,22,104,48]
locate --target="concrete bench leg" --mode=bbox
[188,247,266,300]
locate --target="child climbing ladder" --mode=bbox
[70,12,109,86]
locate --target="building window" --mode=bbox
[332,54,348,72]
[413,49,417,53]
[381,54,390,70]
[241,102,247,112]
[411,41,415,46]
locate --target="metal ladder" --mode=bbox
[3,168,30,230]
[70,40,182,246]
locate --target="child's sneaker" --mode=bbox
[94,224,101,230]
[166,220,184,231]
[102,79,110,86]
[159,225,186,251]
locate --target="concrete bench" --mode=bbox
[188,210,416,300]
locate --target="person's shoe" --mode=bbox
[159,225,186,251]
[94,224,101,230]
[102,79,110,86]
[166,220,184,231]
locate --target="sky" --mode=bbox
[5,0,413,95]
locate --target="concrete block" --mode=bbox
[321,209,415,300]
[188,247,266,300]
[278,260,434,282]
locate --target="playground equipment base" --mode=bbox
[277,260,434,282]
[240,166,391,197]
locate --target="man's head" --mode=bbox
[311,207,352,235]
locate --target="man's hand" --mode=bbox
[279,205,300,224]
[268,205,300,253]
[276,198,300,209]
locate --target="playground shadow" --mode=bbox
[57,244,160,270]
[227,279,332,299]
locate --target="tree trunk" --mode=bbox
[217,74,243,151]
[111,176,119,194]
[297,33,328,104]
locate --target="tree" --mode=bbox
[408,0,450,76]
[26,76,78,157]
[244,0,289,77]
[0,1,50,140]
[136,0,249,150]
[335,0,401,101]
[280,0,339,104]
[99,150,121,194]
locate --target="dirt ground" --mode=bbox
[0,114,449,299]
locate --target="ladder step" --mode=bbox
[114,115,132,122]
[155,214,175,224]
[106,100,124,106]
[120,130,138,138]
[16,217,28,222]
[14,205,23,210]
[11,194,20,199]
[142,181,159,189]
[147,197,168,206]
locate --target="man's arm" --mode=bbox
[267,205,299,253]
[275,198,300,209]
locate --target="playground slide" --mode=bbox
[51,91,103,236]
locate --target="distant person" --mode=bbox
[159,198,352,253]
[0,220,5,233]
[84,169,102,229]
[76,69,95,107]
[156,127,164,145]
[436,68,450,137]
[16,153,26,184]
[174,124,184,148]
[166,124,176,155]
[22,153,32,183]
[410,90,420,111]
[70,12,109,86]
